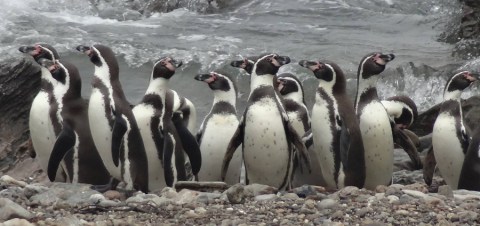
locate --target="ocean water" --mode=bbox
[2,0,479,123]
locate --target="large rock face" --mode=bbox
[0,57,44,182]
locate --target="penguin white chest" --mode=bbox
[133,104,166,191]
[199,114,241,184]
[432,113,464,189]
[311,99,337,188]
[243,98,289,188]
[29,91,56,173]
[88,88,120,179]
[358,101,394,189]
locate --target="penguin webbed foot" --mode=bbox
[90,177,120,193]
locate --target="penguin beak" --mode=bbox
[230,59,247,68]
[76,45,93,56]
[171,59,183,68]
[274,55,291,66]
[194,73,216,83]
[18,45,41,57]
[298,60,320,71]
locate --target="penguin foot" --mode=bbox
[90,177,120,193]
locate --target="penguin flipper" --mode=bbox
[163,132,175,187]
[339,118,350,171]
[392,123,423,170]
[221,116,244,181]
[302,129,313,150]
[111,113,128,167]
[48,123,76,182]
[172,113,202,177]
[423,146,436,186]
[284,116,311,173]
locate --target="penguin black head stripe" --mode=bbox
[194,71,237,94]
[358,52,395,79]
[19,43,59,63]
[277,73,305,104]
[254,54,291,76]
[385,95,418,128]
[299,60,346,93]
[38,59,82,98]
[152,57,183,79]
[445,71,478,94]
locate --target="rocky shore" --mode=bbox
[1,173,480,225]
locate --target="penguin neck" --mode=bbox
[283,91,303,105]
[443,90,462,102]
[355,76,379,108]
[146,77,169,99]
[40,68,56,90]
[94,64,126,98]
[250,73,275,90]
[213,90,236,107]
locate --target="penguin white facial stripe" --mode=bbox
[53,62,71,124]
[92,47,115,111]
[40,46,56,61]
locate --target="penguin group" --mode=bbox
[18,43,480,193]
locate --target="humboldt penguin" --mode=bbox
[221,53,310,190]
[433,71,477,189]
[299,59,365,189]
[76,44,148,192]
[37,58,110,185]
[354,52,395,190]
[194,71,241,184]
[18,44,70,182]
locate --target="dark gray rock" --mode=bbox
[225,183,245,204]
[29,183,100,207]
[0,57,40,179]
[0,198,33,221]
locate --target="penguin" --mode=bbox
[276,73,324,186]
[299,59,365,189]
[276,73,310,136]
[18,44,70,182]
[194,71,242,184]
[382,95,423,169]
[221,53,310,190]
[230,57,257,75]
[354,52,395,190]
[458,124,480,191]
[76,44,148,192]
[37,58,111,185]
[432,71,477,189]
[132,56,201,190]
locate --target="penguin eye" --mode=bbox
[160,61,167,66]
[267,57,273,62]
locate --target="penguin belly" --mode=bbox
[199,114,241,184]
[29,91,63,180]
[311,102,337,189]
[359,102,394,190]
[432,113,464,189]
[88,89,121,179]
[243,98,290,188]
[132,104,166,191]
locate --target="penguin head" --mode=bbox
[277,73,305,104]
[194,71,237,94]
[76,44,119,79]
[38,58,65,84]
[253,53,290,76]
[384,95,418,129]
[358,52,395,79]
[152,57,183,79]
[444,71,478,100]
[230,57,256,75]
[298,60,336,82]
[19,43,59,63]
